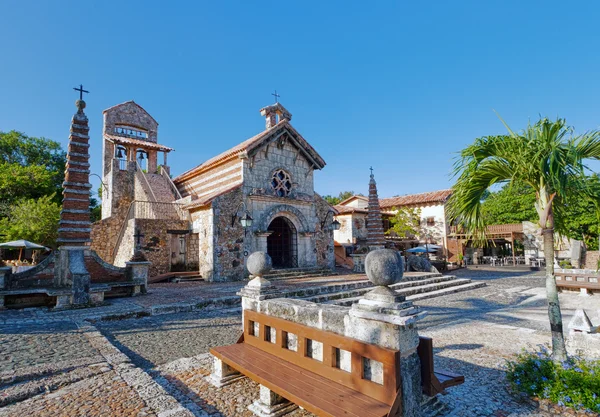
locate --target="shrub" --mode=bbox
[559,260,573,269]
[506,345,600,413]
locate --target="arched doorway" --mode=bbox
[267,217,298,268]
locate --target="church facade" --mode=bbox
[91,101,335,281]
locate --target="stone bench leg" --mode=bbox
[580,287,591,297]
[206,356,245,387]
[0,295,5,310]
[131,285,141,297]
[54,294,73,310]
[248,385,298,417]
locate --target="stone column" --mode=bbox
[248,385,298,417]
[347,249,423,417]
[55,98,93,306]
[125,260,151,295]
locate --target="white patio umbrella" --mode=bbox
[0,240,49,261]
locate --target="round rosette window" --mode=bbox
[271,169,292,197]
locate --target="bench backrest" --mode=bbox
[555,272,600,289]
[243,309,401,405]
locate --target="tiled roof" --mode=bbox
[173,119,326,183]
[105,134,173,152]
[333,205,368,215]
[182,182,242,210]
[379,189,453,209]
[337,195,368,206]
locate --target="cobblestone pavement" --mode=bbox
[1,268,598,417]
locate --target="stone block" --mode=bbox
[54,294,73,310]
[0,266,11,290]
[89,291,105,305]
[206,356,245,387]
[248,385,298,417]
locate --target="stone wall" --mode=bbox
[102,161,135,219]
[212,188,245,281]
[91,202,131,263]
[136,219,191,277]
[191,207,214,280]
[113,218,136,267]
[583,250,599,270]
[314,193,335,269]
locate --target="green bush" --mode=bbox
[506,345,600,413]
[559,260,573,269]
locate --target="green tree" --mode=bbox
[0,194,61,248]
[387,207,421,238]
[323,191,356,206]
[481,182,537,225]
[0,131,66,208]
[448,117,600,361]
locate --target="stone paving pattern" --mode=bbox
[1,268,599,416]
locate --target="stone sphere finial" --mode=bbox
[75,99,86,111]
[247,251,272,278]
[365,249,404,287]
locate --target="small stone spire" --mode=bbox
[57,98,92,246]
[366,168,386,249]
[259,102,292,129]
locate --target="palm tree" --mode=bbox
[448,117,600,361]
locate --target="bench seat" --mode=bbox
[211,343,390,417]
[0,288,72,296]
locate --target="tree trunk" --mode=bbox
[541,220,567,362]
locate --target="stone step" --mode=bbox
[324,277,481,307]
[302,276,458,305]
[263,267,334,278]
[407,281,486,302]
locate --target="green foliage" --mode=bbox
[387,207,421,238]
[0,131,66,208]
[0,194,61,248]
[506,346,600,413]
[323,191,356,206]
[558,260,573,269]
[481,182,537,225]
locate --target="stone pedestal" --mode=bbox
[125,260,151,294]
[0,266,11,290]
[54,248,90,307]
[248,385,298,417]
[206,356,245,387]
[350,253,366,273]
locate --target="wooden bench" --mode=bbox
[210,310,464,417]
[418,336,464,396]
[555,272,600,292]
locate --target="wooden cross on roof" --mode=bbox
[271,90,280,103]
[73,84,89,100]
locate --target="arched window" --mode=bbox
[115,145,128,170]
[271,169,292,197]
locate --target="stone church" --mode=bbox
[91,101,335,281]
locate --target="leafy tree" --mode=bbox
[0,131,66,208]
[387,207,421,238]
[0,194,61,248]
[448,117,600,361]
[481,182,537,225]
[323,191,356,206]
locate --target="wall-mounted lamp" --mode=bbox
[231,202,253,236]
[320,211,341,231]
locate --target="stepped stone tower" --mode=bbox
[366,169,386,249]
[57,98,92,245]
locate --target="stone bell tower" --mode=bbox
[100,101,173,219]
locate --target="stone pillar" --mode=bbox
[125,260,151,294]
[206,355,245,387]
[366,169,386,249]
[248,385,298,417]
[55,98,93,307]
[348,249,423,417]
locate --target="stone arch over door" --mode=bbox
[256,204,311,234]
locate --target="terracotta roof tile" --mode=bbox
[379,189,453,209]
[333,205,368,214]
[105,134,173,152]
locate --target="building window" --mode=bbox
[426,217,435,226]
[271,169,292,197]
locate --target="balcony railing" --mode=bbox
[450,223,523,235]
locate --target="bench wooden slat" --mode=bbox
[211,343,390,417]
[243,309,399,405]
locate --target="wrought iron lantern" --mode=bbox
[239,212,253,229]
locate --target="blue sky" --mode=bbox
[1,1,599,199]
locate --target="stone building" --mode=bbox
[92,101,335,280]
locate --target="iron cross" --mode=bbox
[134,229,145,247]
[271,90,280,103]
[73,84,89,100]
[370,166,374,175]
